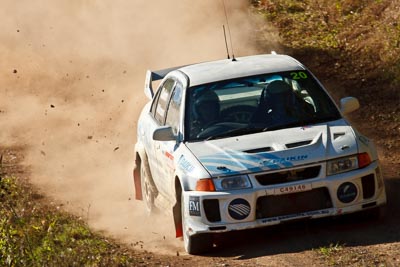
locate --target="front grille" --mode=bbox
[203,199,221,222]
[255,166,321,186]
[256,187,332,219]
[361,174,375,199]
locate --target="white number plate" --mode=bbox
[274,184,312,195]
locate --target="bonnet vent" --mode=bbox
[333,133,345,140]
[244,147,273,153]
[285,140,312,149]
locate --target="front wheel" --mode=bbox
[362,206,386,221]
[181,194,213,254]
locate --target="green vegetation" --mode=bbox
[253,0,400,163]
[314,242,388,266]
[253,0,400,89]
[0,173,138,266]
[315,243,344,266]
[318,243,343,258]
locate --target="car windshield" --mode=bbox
[185,71,341,141]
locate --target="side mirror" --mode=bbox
[153,126,176,141]
[340,97,360,115]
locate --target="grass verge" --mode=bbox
[0,169,139,266]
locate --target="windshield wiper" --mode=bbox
[261,115,341,132]
[204,115,341,141]
[262,121,306,132]
[205,126,265,141]
[305,115,341,124]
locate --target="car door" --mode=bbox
[145,78,176,186]
[157,80,184,195]
[154,80,185,201]
[151,77,183,199]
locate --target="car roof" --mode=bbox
[176,54,305,86]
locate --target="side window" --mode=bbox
[150,89,161,116]
[153,79,175,124]
[165,81,183,135]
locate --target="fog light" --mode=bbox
[337,182,358,203]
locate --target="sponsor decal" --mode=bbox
[261,209,330,223]
[162,150,175,170]
[337,182,358,203]
[216,166,232,172]
[178,155,195,173]
[199,150,309,175]
[260,155,308,167]
[189,196,201,216]
[165,151,174,161]
[228,198,251,220]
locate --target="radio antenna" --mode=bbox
[223,25,230,59]
[221,0,236,61]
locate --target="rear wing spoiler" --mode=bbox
[144,66,185,100]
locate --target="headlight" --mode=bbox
[213,175,252,191]
[327,155,358,176]
[327,153,372,176]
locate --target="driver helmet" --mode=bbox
[264,80,294,115]
[194,90,220,122]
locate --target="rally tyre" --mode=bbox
[363,206,385,221]
[181,194,213,254]
[140,161,155,215]
[185,233,213,255]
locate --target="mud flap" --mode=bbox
[133,156,142,200]
[173,198,183,238]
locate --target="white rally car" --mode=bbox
[133,53,386,254]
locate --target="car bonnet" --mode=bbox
[185,120,358,177]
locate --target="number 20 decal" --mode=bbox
[291,72,308,80]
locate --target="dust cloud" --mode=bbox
[0,0,279,254]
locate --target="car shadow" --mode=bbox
[202,168,400,259]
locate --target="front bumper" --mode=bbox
[182,161,386,237]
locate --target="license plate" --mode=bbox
[274,184,312,195]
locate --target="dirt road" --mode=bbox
[0,0,268,255]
